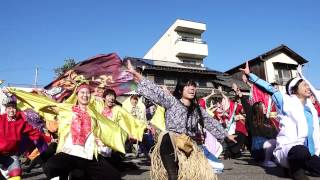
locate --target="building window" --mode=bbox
[155,77,164,85]
[183,59,197,65]
[164,79,176,85]
[274,65,292,85]
[206,82,214,87]
[176,36,206,44]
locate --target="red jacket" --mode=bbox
[314,101,320,117]
[0,112,42,155]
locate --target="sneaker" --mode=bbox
[261,160,277,168]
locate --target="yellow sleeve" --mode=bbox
[150,106,166,131]
[113,106,147,141]
[9,88,59,121]
[9,88,57,111]
[88,104,128,154]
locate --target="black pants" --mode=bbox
[160,134,178,180]
[27,142,58,172]
[225,131,247,158]
[287,145,320,176]
[43,152,121,180]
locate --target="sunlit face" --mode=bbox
[105,94,116,108]
[296,81,311,98]
[94,87,104,98]
[6,106,17,119]
[182,85,196,100]
[130,98,138,107]
[77,88,91,106]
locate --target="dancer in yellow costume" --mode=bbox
[9,84,127,179]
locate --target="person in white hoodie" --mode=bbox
[240,62,320,180]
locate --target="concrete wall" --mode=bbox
[264,52,299,82]
[264,52,299,92]
[144,19,208,63]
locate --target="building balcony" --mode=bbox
[173,19,206,35]
[174,38,208,59]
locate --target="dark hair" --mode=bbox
[285,78,304,95]
[4,101,17,108]
[130,95,139,101]
[103,89,116,98]
[173,79,204,135]
[252,101,264,128]
[173,79,197,99]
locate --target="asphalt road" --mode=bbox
[22,152,319,180]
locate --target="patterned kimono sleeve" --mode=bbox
[201,108,227,140]
[137,79,176,109]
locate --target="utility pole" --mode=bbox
[34,67,39,88]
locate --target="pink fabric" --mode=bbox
[269,103,280,130]
[236,120,248,136]
[198,98,206,109]
[204,129,221,156]
[102,107,113,119]
[229,101,248,136]
[314,101,320,117]
[8,168,22,177]
[71,106,92,146]
[250,85,269,108]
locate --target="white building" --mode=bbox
[144,19,208,66]
[225,45,308,92]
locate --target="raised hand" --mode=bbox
[126,60,143,83]
[227,134,238,143]
[239,61,250,75]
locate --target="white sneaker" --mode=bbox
[261,160,277,168]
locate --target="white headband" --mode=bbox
[288,77,302,95]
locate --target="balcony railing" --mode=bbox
[175,37,206,44]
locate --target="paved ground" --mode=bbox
[22,152,319,180]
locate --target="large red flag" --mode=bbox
[45,53,136,102]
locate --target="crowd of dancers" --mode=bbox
[0,60,319,180]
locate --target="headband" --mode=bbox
[288,77,302,95]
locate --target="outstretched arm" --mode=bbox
[201,108,237,143]
[127,60,176,109]
[239,61,284,113]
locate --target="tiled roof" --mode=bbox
[213,74,250,91]
[225,44,308,73]
[124,57,250,91]
[124,57,226,75]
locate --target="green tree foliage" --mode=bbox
[53,59,77,77]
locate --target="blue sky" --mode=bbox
[0,0,319,88]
